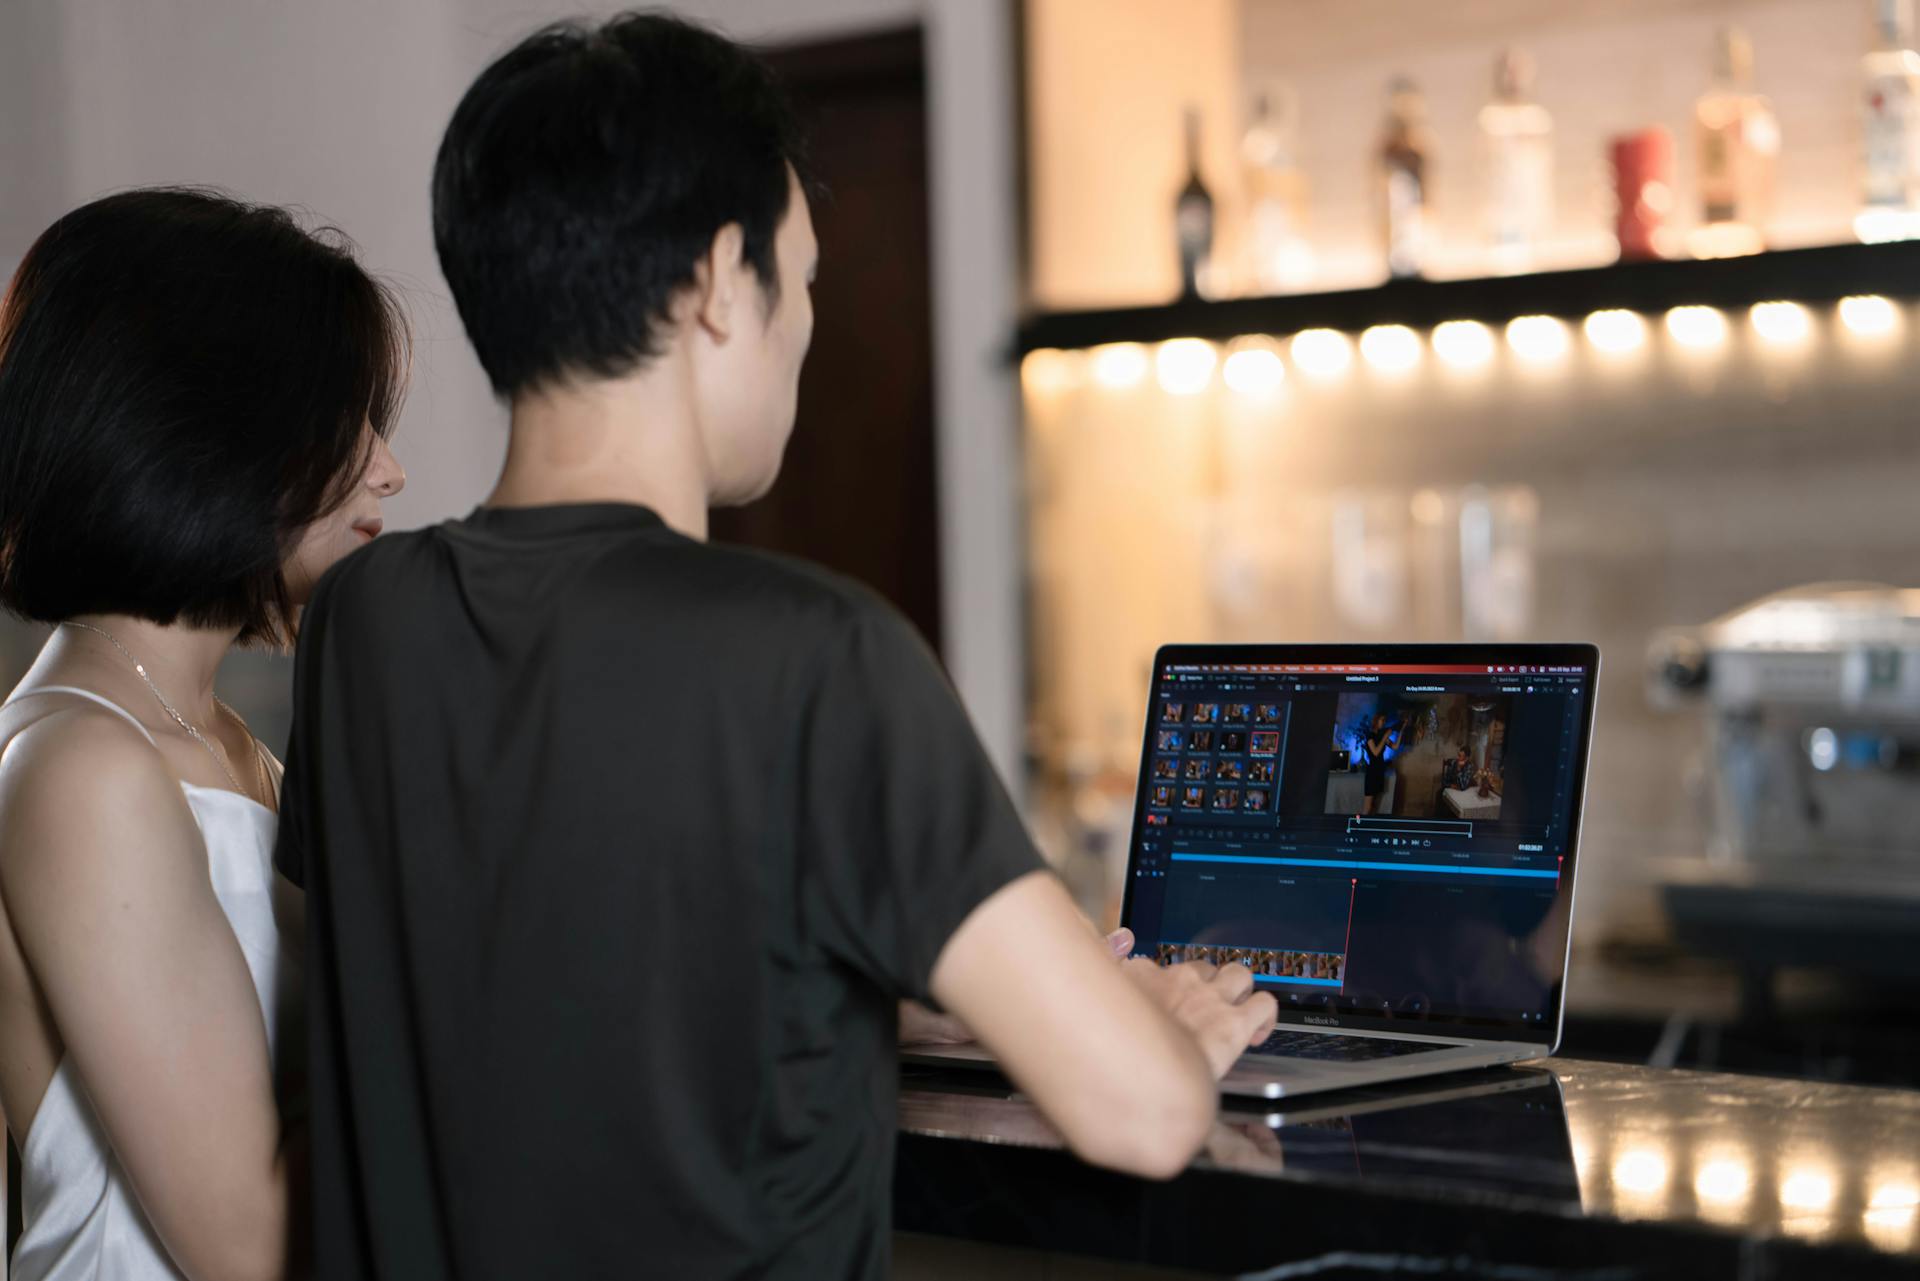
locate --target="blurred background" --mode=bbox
[2,0,1917,1087]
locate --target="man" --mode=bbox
[276,12,1274,1279]
[1442,744,1477,794]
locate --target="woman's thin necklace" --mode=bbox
[62,620,264,805]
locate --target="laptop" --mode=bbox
[909,642,1599,1099]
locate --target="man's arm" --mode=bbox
[900,926,1133,1045]
[929,871,1275,1179]
[796,603,1271,1176]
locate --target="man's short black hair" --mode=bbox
[432,10,807,398]
[0,187,407,646]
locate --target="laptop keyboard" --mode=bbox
[1250,1029,1446,1062]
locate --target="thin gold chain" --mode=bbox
[62,621,261,805]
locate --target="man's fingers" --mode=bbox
[1106,927,1135,959]
[1207,961,1255,1004]
[1239,992,1279,1047]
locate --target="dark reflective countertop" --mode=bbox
[895,1058,1920,1279]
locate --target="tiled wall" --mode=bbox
[1019,0,1920,942]
[1021,306,1920,941]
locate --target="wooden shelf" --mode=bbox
[1015,241,1920,353]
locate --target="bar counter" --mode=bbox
[894,1059,1920,1279]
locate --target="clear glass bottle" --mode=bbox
[1240,84,1315,293]
[1379,77,1432,280]
[1859,0,1920,241]
[1479,48,1553,275]
[1174,106,1216,298]
[1691,26,1778,258]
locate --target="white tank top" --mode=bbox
[5,686,296,1281]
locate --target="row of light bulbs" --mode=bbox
[1022,295,1907,399]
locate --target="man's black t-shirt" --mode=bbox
[275,503,1043,1280]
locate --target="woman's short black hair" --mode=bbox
[432,10,807,398]
[0,187,407,646]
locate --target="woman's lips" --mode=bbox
[352,518,384,542]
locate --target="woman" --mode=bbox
[1359,711,1407,816]
[0,188,407,1281]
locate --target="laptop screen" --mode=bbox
[1121,644,1599,1044]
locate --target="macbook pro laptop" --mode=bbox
[909,642,1600,1099]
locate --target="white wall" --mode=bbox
[0,0,1026,790]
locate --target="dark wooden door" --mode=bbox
[710,27,942,652]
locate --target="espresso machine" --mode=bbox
[1647,583,1920,1002]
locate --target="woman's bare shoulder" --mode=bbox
[0,705,200,892]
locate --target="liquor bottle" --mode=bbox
[1379,77,1432,280]
[1479,48,1553,275]
[1174,106,1215,299]
[1691,26,1778,258]
[1240,84,1315,293]
[1860,0,1920,241]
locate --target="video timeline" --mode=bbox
[1155,941,1347,988]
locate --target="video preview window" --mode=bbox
[1323,691,1512,820]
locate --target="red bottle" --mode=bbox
[1611,126,1675,261]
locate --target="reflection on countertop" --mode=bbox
[898,1058,1920,1274]
[1556,1060,1918,1255]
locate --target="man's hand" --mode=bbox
[1118,958,1277,1078]
[897,1000,971,1046]
[899,926,1136,1046]
[929,873,1225,1177]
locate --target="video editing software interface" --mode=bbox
[1125,654,1592,1035]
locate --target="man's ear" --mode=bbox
[692,222,748,342]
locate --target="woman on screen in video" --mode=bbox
[1360,711,1409,816]
[0,188,408,1281]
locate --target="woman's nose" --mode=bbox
[367,436,407,497]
